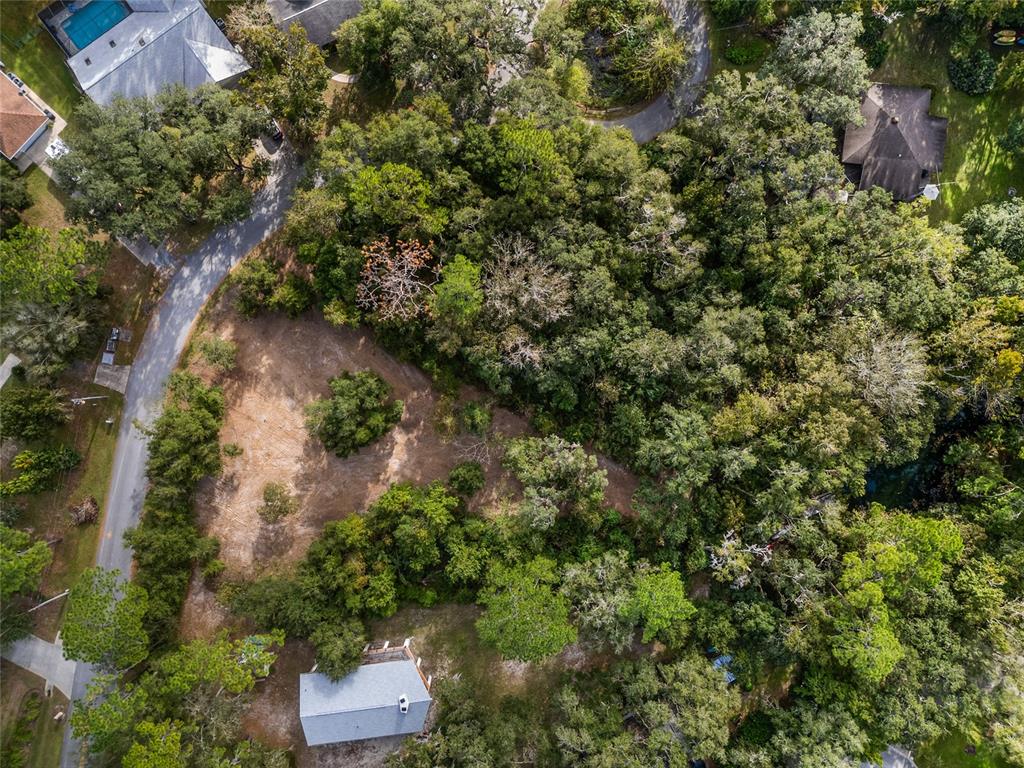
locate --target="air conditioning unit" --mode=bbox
[398,694,409,714]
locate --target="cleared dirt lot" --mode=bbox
[181,290,637,637]
[178,281,640,766]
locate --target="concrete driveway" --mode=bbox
[57,144,303,768]
[1,634,77,697]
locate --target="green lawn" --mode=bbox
[19,166,71,231]
[917,732,1011,768]
[708,24,771,77]
[0,671,68,768]
[872,16,1023,223]
[15,384,123,639]
[0,1,83,119]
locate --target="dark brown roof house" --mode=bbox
[841,84,948,202]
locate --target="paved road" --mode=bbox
[57,145,302,768]
[2,634,77,697]
[593,0,710,142]
[0,352,22,388]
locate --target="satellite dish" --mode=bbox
[922,184,940,201]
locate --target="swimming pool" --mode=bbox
[61,1,130,52]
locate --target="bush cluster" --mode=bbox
[447,461,486,497]
[0,387,69,441]
[233,255,315,318]
[258,482,298,522]
[0,446,80,498]
[724,38,769,66]
[304,370,403,457]
[197,337,238,372]
[948,48,996,95]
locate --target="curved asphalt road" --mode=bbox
[58,146,302,768]
[593,0,710,142]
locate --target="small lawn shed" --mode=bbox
[299,651,432,746]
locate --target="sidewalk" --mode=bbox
[0,352,22,388]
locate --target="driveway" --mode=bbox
[593,0,710,142]
[1,634,77,697]
[57,145,303,768]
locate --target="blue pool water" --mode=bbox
[61,1,130,52]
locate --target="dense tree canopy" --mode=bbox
[72,632,286,767]
[238,22,332,144]
[273,22,1024,759]
[51,84,268,242]
[336,0,535,120]
[62,567,150,672]
[67,3,1024,766]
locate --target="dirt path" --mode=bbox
[181,292,638,638]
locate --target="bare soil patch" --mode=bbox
[181,289,637,636]
[177,279,641,763]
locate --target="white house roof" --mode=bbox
[67,0,248,104]
[299,660,432,746]
[860,745,917,768]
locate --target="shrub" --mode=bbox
[709,0,773,25]
[999,117,1024,158]
[459,401,492,436]
[0,445,80,498]
[305,370,403,457]
[448,461,486,497]
[724,38,769,66]
[233,256,280,316]
[948,48,996,95]
[270,272,315,317]
[198,337,238,371]
[0,387,70,441]
[223,442,243,457]
[433,396,459,440]
[258,482,298,522]
[202,558,226,583]
[193,535,220,565]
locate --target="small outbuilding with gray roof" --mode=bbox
[266,0,362,47]
[842,84,948,202]
[299,652,432,746]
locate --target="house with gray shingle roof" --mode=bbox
[299,644,432,746]
[842,84,948,202]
